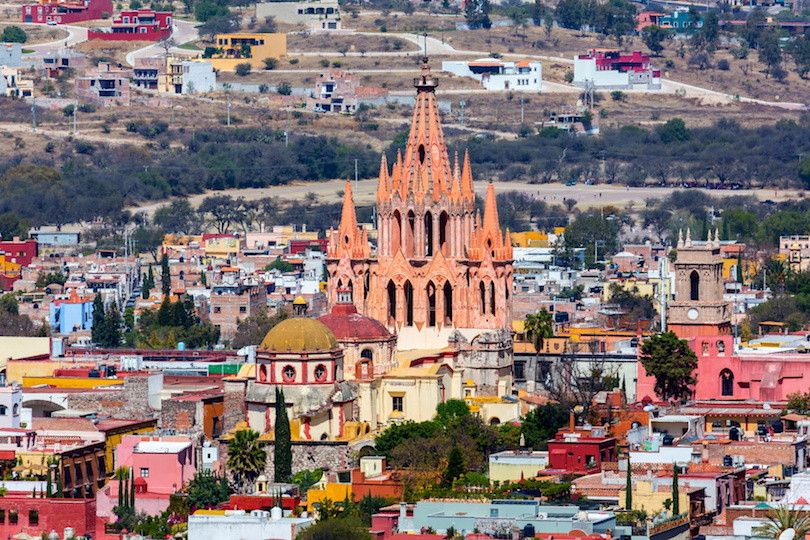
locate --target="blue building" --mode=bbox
[660,8,703,33]
[49,289,94,335]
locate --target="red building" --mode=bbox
[0,238,37,267]
[289,238,329,254]
[87,8,172,41]
[0,497,96,538]
[21,0,112,24]
[548,427,617,474]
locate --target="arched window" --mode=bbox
[407,211,416,257]
[690,270,700,301]
[282,365,296,383]
[489,281,496,315]
[443,281,453,324]
[314,364,327,382]
[424,212,433,257]
[0,405,6,416]
[479,281,486,314]
[359,349,373,379]
[404,281,414,326]
[387,281,397,323]
[439,212,449,254]
[426,282,436,327]
[720,369,734,396]
[392,211,402,254]
[259,364,268,382]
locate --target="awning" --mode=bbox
[0,450,16,460]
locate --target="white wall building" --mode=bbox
[255,0,341,30]
[573,50,661,90]
[188,508,313,540]
[442,59,542,91]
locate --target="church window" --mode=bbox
[427,282,437,327]
[364,272,370,300]
[387,281,397,323]
[282,365,296,382]
[361,349,373,360]
[404,281,414,326]
[721,370,734,396]
[690,270,700,301]
[392,395,404,412]
[479,281,486,314]
[314,364,327,382]
[439,212,449,253]
[490,281,496,314]
[425,211,433,256]
[407,211,416,257]
[392,211,402,253]
[443,281,453,324]
[259,364,268,382]
[418,144,425,165]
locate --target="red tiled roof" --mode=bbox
[318,303,393,340]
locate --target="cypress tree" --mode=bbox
[274,388,292,483]
[91,294,106,345]
[118,472,124,508]
[105,300,121,348]
[141,270,151,300]
[625,458,632,510]
[32,487,36,498]
[129,467,136,509]
[46,466,52,498]
[672,464,680,515]
[737,251,744,284]
[161,253,171,296]
[55,467,62,498]
[441,445,465,488]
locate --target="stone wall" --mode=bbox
[161,398,204,438]
[223,378,248,432]
[66,375,156,420]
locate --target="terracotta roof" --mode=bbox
[32,418,99,432]
[318,303,393,341]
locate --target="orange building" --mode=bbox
[326,57,513,352]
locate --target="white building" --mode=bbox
[573,50,661,91]
[255,0,341,30]
[0,42,22,68]
[442,59,542,91]
[179,61,216,94]
[188,508,313,540]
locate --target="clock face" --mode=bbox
[687,308,699,320]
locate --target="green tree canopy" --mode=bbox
[435,399,470,426]
[1,26,27,43]
[521,403,569,449]
[227,429,267,492]
[641,24,669,55]
[639,332,698,400]
[186,470,231,509]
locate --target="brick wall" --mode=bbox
[67,375,154,420]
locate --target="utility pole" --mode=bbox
[285,109,289,147]
[660,254,668,332]
[520,92,525,123]
[73,104,77,134]
[354,158,359,191]
[31,97,36,132]
[226,101,231,127]
[459,97,466,125]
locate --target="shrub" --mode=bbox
[717,59,730,71]
[262,57,277,70]
[565,69,574,83]
[102,11,110,18]
[331,61,342,68]
[77,103,97,113]
[1,26,27,44]
[276,82,292,95]
[202,46,218,58]
[235,62,251,76]
[288,58,299,65]
[319,59,329,68]
[258,84,269,93]
[611,90,626,101]
[74,141,95,155]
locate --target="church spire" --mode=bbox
[377,153,389,203]
[482,182,500,235]
[327,181,369,259]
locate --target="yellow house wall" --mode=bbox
[103,425,158,472]
[7,359,93,385]
[620,481,690,515]
[489,462,548,483]
[307,482,352,512]
[22,376,124,389]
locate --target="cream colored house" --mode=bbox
[488,450,549,483]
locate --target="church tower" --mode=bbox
[667,229,731,339]
[327,57,513,358]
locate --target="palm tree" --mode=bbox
[754,506,810,539]
[227,428,267,493]
[524,309,554,355]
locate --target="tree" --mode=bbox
[186,470,231,509]
[641,24,669,55]
[227,428,267,492]
[153,199,199,235]
[198,195,245,234]
[1,26,27,43]
[232,308,287,349]
[276,82,292,96]
[92,294,107,345]
[266,257,295,273]
[235,62,252,76]
[373,420,441,458]
[789,33,810,79]
[441,445,465,488]
[671,463,680,515]
[104,300,121,347]
[263,57,278,70]
[639,332,698,400]
[657,118,690,143]
[292,469,323,494]
[0,213,30,240]
[754,506,810,540]
[759,30,783,78]
[161,253,171,296]
[464,0,491,29]
[198,13,239,40]
[132,226,164,260]
[607,284,657,324]
[274,388,292,483]
[625,458,632,509]
[435,399,470,426]
[564,214,619,267]
[521,403,568,448]
[524,309,554,355]
[295,516,372,540]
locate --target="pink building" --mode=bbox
[87,8,172,41]
[96,436,195,523]
[75,62,131,106]
[21,0,112,24]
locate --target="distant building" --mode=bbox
[0,66,33,97]
[635,11,667,31]
[49,289,94,335]
[75,62,131,105]
[573,50,661,91]
[133,55,215,93]
[660,7,703,33]
[208,33,286,70]
[86,8,172,41]
[540,104,599,135]
[256,0,341,31]
[40,47,86,78]
[0,385,23,429]
[0,497,96,539]
[188,508,313,540]
[781,234,810,272]
[488,450,549,482]
[442,59,542,91]
[21,0,112,24]
[308,70,388,113]
[208,270,266,339]
[0,42,22,68]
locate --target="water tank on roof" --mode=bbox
[723,455,733,467]
[88,369,100,378]
[729,426,741,441]
[524,524,536,538]
[177,342,186,350]
[662,433,674,446]
[271,506,283,520]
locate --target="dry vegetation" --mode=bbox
[287,32,419,53]
[0,22,68,44]
[74,39,152,65]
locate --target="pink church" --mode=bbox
[637,231,810,403]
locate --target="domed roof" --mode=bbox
[318,303,393,341]
[260,317,338,351]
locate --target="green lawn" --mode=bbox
[178,41,201,51]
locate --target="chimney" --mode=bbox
[399,501,406,523]
[569,410,575,432]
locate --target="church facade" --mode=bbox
[326,58,514,394]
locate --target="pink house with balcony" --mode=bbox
[96,436,195,524]
[573,49,661,90]
[87,8,172,41]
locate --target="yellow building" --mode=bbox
[620,480,692,516]
[209,33,287,70]
[96,418,159,472]
[204,236,241,257]
[21,376,123,389]
[488,450,549,483]
[510,228,565,248]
